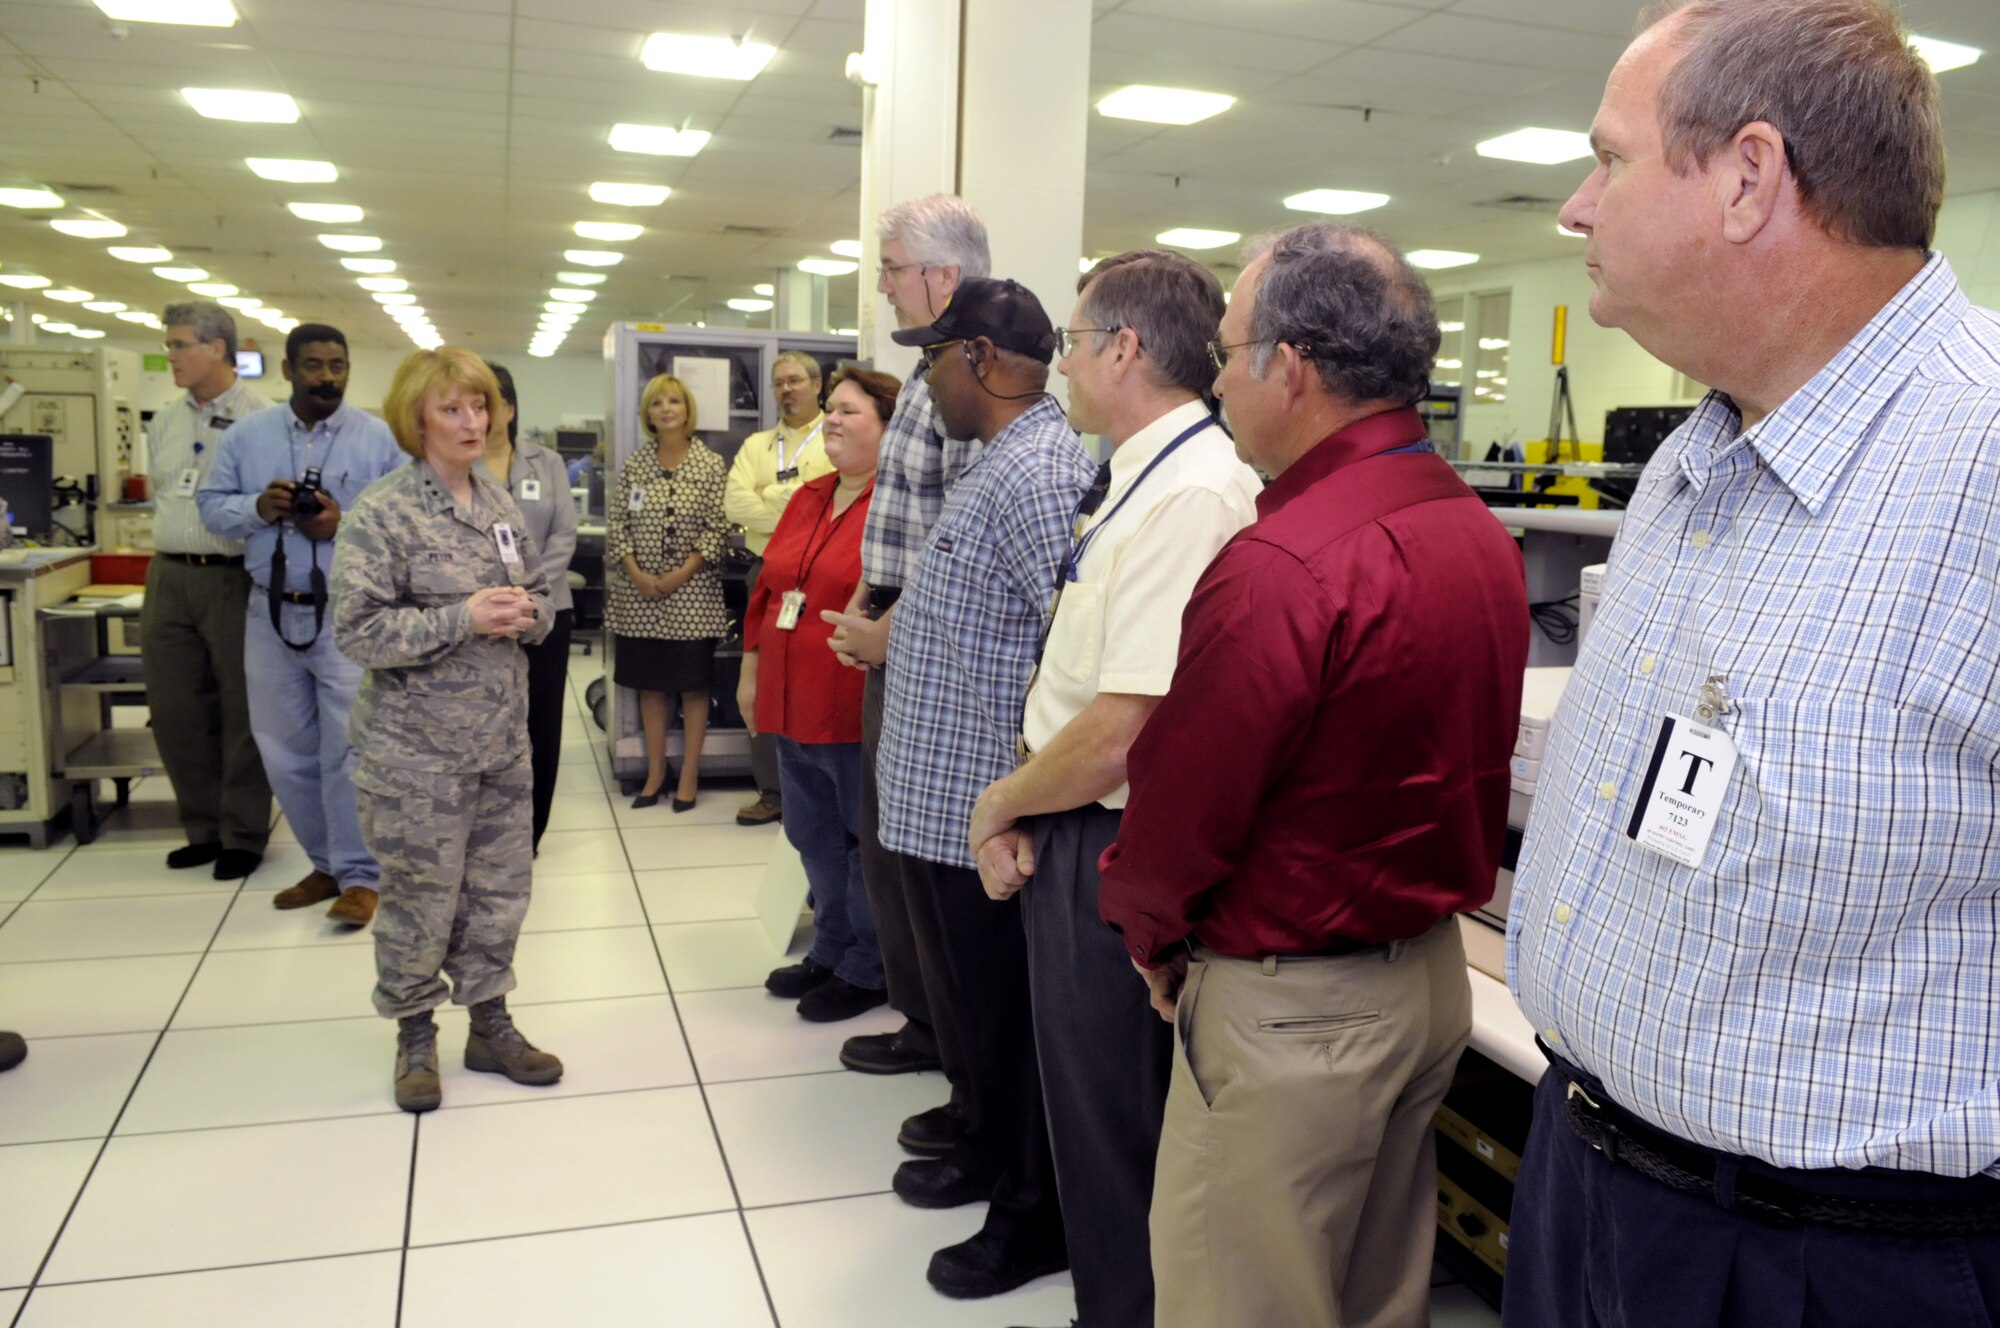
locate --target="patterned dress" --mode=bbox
[604,439,730,641]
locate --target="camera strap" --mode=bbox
[267,533,327,651]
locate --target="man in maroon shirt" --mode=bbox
[1099,222,1528,1328]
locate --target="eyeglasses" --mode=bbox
[1056,325,1122,357]
[877,260,925,280]
[1207,338,1315,372]
[917,338,965,369]
[163,338,206,354]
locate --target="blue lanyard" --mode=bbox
[1379,438,1436,456]
[1064,417,1211,583]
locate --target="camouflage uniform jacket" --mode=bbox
[332,458,553,774]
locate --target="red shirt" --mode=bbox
[1098,408,1528,964]
[743,474,872,744]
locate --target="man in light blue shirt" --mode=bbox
[200,324,405,927]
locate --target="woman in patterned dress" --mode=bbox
[605,374,729,809]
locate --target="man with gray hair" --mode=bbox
[1098,223,1528,1326]
[966,249,1259,1328]
[142,299,273,879]
[1507,2,2000,1322]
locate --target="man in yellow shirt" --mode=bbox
[726,349,834,825]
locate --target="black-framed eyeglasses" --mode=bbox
[1056,325,1122,357]
[1207,338,1315,372]
[917,338,965,369]
[877,260,926,280]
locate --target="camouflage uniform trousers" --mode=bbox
[355,757,534,1019]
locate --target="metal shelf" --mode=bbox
[1450,459,1646,480]
[61,728,163,779]
[61,656,145,692]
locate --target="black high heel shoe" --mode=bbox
[671,794,697,813]
[631,791,662,809]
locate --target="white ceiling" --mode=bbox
[3,0,1997,357]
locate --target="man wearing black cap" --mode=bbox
[873,277,1095,1298]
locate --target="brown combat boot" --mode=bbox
[465,996,563,1086]
[394,1013,442,1113]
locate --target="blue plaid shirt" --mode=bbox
[859,371,985,590]
[878,394,1095,867]
[1509,253,2000,1176]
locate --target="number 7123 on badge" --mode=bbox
[1625,713,1738,869]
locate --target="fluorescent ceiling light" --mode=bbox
[555,271,606,286]
[0,274,51,289]
[639,32,775,81]
[1283,189,1390,215]
[607,123,712,157]
[830,239,862,260]
[317,234,382,253]
[0,187,64,209]
[41,322,77,334]
[1408,250,1481,270]
[116,310,154,323]
[1479,337,1510,350]
[82,300,127,312]
[548,287,597,302]
[1096,85,1234,126]
[727,297,773,312]
[188,282,239,296]
[798,258,858,277]
[1439,321,1465,333]
[574,221,642,242]
[51,217,127,239]
[288,202,363,224]
[72,328,107,339]
[217,296,260,309]
[356,276,408,293]
[1435,359,1463,370]
[251,306,283,319]
[833,327,858,337]
[108,245,172,263]
[44,289,92,302]
[546,299,588,312]
[95,0,237,25]
[589,182,671,207]
[389,306,426,319]
[181,88,300,123]
[1078,258,1097,274]
[246,157,337,183]
[1476,127,1593,165]
[564,249,623,267]
[341,257,397,274]
[373,292,416,305]
[153,265,207,281]
[1156,227,1239,250]
[753,283,774,297]
[1910,34,1981,73]
[528,348,556,358]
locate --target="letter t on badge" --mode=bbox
[1626,713,1739,869]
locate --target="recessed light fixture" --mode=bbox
[1155,227,1240,250]
[108,245,173,263]
[589,182,671,207]
[246,157,337,183]
[830,239,863,259]
[548,287,597,302]
[727,297,774,312]
[44,289,93,303]
[1475,128,1593,165]
[545,299,587,313]
[1407,250,1481,270]
[217,296,261,310]
[95,0,237,26]
[373,292,417,305]
[40,322,78,334]
[574,221,642,242]
[528,348,557,358]
[341,258,397,274]
[1910,34,1981,73]
[564,250,623,267]
[1283,189,1391,215]
[51,217,127,239]
[82,300,127,312]
[607,123,713,157]
[753,283,774,297]
[389,305,426,319]
[1479,337,1510,350]
[188,282,239,296]
[71,328,108,339]
[1439,321,1465,333]
[0,187,64,209]
[317,234,382,253]
[555,271,607,286]
[356,276,408,293]
[798,258,858,277]
[0,274,52,289]
[1078,258,1098,274]
[181,88,301,123]
[639,32,776,81]
[152,265,207,281]
[1096,85,1235,126]
[288,202,364,224]
[116,309,155,323]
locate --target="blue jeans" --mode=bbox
[776,737,882,990]
[244,597,378,888]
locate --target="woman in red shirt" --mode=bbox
[740,366,898,1022]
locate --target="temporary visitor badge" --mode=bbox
[776,589,806,630]
[520,478,542,502]
[175,466,200,498]
[494,521,523,567]
[1626,713,1738,869]
[627,488,645,515]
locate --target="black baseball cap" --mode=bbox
[890,277,1058,364]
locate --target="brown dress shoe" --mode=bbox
[326,886,380,927]
[272,870,340,910]
[735,795,782,826]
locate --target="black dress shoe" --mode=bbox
[892,1156,993,1210]
[671,796,696,813]
[897,1102,965,1156]
[630,791,661,809]
[927,1230,1069,1299]
[0,1031,26,1074]
[165,842,221,870]
[840,1029,943,1075]
[797,976,888,1023]
[765,955,835,999]
[212,848,263,880]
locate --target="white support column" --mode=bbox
[773,268,826,333]
[4,302,32,344]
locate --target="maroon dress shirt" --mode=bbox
[1098,407,1529,965]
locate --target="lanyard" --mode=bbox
[1063,417,1210,583]
[777,418,823,475]
[791,480,867,591]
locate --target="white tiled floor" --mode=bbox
[0,656,1502,1327]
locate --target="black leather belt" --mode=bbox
[866,585,901,615]
[1548,1055,2000,1235]
[159,551,242,566]
[256,585,320,605]
[1279,936,1379,959]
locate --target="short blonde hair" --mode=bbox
[383,347,502,458]
[638,373,697,437]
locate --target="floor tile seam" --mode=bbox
[0,943,223,966]
[156,988,681,1036]
[10,840,80,904]
[401,1206,744,1254]
[21,1244,406,1291]
[201,916,657,958]
[394,1115,420,1328]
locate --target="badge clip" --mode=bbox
[1695,674,1732,725]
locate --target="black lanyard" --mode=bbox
[267,539,326,651]
[790,481,867,591]
[1063,417,1210,583]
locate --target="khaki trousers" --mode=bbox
[1153,919,1470,1328]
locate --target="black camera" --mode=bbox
[291,466,326,518]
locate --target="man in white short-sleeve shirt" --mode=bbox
[967,250,1259,1328]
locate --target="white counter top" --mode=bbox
[1468,967,1544,1084]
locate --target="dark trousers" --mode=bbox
[901,852,1064,1254]
[860,667,941,1062]
[778,737,882,990]
[1504,1065,2000,1327]
[522,608,573,848]
[1024,805,1169,1328]
[749,730,782,802]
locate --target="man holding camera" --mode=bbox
[200,324,404,926]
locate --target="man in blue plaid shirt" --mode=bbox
[1506,2,2000,1324]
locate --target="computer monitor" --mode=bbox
[554,428,598,459]
[236,350,265,378]
[0,434,55,540]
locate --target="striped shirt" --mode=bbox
[1508,253,2000,1176]
[858,372,984,590]
[146,378,271,555]
[877,394,1095,867]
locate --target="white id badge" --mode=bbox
[627,489,646,515]
[494,521,524,567]
[1626,713,1738,869]
[175,466,200,498]
[520,479,542,502]
[776,589,806,630]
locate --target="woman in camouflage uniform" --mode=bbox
[331,346,563,1113]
